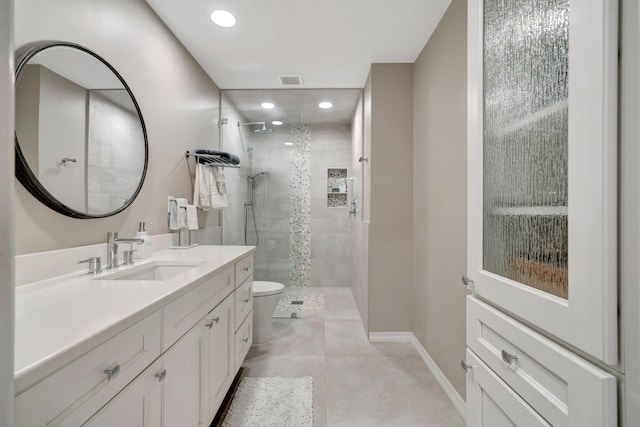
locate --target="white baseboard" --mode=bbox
[369,331,466,420]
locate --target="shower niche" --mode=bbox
[327,168,348,208]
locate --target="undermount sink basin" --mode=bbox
[99,260,203,281]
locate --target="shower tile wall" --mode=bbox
[310,123,353,287]
[223,114,353,289]
[245,129,292,285]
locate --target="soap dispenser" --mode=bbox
[134,221,152,259]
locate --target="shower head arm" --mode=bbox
[238,121,266,127]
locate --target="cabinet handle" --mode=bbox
[461,275,474,287]
[243,298,250,304]
[154,369,167,382]
[103,364,120,381]
[242,337,249,343]
[205,317,220,329]
[460,360,473,373]
[242,265,250,272]
[501,350,518,365]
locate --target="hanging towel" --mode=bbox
[210,166,228,209]
[175,198,188,228]
[185,205,199,230]
[215,169,227,194]
[193,163,227,210]
[194,163,212,210]
[169,199,179,230]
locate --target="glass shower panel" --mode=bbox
[482,0,569,299]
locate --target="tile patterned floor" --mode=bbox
[241,287,465,427]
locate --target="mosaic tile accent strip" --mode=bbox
[289,125,312,287]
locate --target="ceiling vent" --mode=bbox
[279,75,303,86]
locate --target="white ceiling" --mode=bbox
[145,0,452,90]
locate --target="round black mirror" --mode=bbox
[15,40,148,218]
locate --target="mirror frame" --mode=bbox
[14,40,149,219]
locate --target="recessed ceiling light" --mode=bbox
[210,10,236,27]
[318,102,333,109]
[284,142,293,146]
[261,102,275,109]
[272,120,283,125]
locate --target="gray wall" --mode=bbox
[14,0,222,254]
[310,123,352,287]
[0,1,13,424]
[411,0,468,397]
[367,63,414,332]
[38,65,87,211]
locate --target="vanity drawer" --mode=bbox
[466,296,617,427]
[14,310,162,427]
[163,266,234,351]
[234,255,253,287]
[234,276,253,330]
[234,313,253,372]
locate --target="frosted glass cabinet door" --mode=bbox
[466,0,618,364]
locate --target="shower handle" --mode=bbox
[349,199,358,217]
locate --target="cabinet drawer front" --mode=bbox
[466,349,550,427]
[15,310,161,427]
[467,296,617,427]
[83,359,163,427]
[234,255,253,287]
[163,266,233,351]
[234,313,252,372]
[234,277,253,330]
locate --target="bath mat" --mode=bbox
[221,376,313,427]
[273,293,324,317]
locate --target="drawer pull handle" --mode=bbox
[103,364,120,381]
[242,337,249,343]
[460,360,473,373]
[154,369,167,382]
[242,266,250,272]
[501,350,518,365]
[205,317,220,329]
[243,298,250,304]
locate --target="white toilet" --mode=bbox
[252,281,285,344]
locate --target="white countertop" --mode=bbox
[14,245,255,394]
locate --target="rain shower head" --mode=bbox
[237,121,273,134]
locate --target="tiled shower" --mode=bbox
[220,89,367,327]
[221,94,353,287]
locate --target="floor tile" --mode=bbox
[241,287,464,427]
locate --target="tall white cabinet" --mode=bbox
[465,0,620,425]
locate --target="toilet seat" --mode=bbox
[252,281,285,297]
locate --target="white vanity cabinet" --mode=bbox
[465,0,619,424]
[233,254,254,376]
[14,248,255,427]
[14,310,162,426]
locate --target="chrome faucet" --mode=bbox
[106,232,144,269]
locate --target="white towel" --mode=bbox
[185,205,198,230]
[175,198,188,228]
[194,163,211,210]
[210,166,228,209]
[169,199,179,230]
